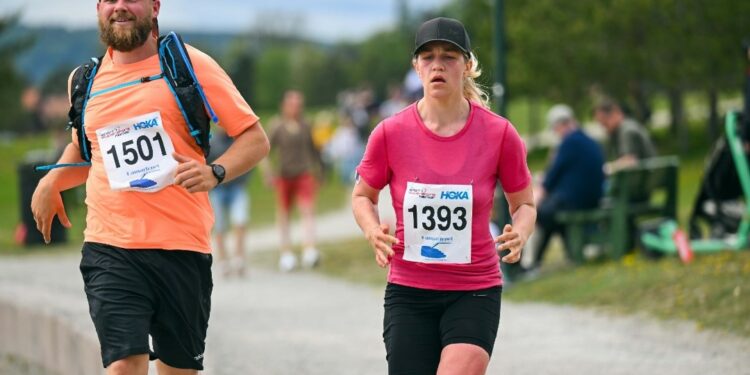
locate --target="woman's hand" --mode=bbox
[494,224,527,263]
[365,223,399,268]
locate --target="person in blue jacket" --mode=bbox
[531,104,604,269]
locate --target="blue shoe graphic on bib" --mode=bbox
[129,173,157,189]
[421,242,448,259]
[129,178,157,188]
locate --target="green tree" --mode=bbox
[223,38,257,106]
[0,13,34,133]
[348,29,413,98]
[440,0,750,137]
[254,46,292,110]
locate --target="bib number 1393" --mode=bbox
[406,205,467,231]
[402,182,473,264]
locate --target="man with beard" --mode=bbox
[30,0,270,374]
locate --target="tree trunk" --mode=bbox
[707,89,719,142]
[528,97,539,135]
[668,88,688,153]
[629,81,652,125]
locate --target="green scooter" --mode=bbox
[640,111,750,257]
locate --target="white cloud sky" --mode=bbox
[0,0,451,42]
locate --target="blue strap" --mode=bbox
[80,58,100,161]
[89,74,163,99]
[166,31,219,124]
[34,162,92,172]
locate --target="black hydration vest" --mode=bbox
[36,32,218,171]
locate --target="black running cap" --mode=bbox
[413,17,471,56]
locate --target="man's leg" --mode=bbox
[298,173,319,268]
[107,354,149,375]
[532,195,566,268]
[149,250,213,373]
[209,189,229,276]
[229,188,249,275]
[80,243,154,371]
[156,360,198,375]
[276,178,297,271]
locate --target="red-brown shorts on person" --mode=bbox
[275,172,317,210]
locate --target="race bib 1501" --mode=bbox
[402,182,473,264]
[95,111,177,192]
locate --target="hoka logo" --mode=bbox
[440,191,469,200]
[133,118,158,130]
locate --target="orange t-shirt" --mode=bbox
[75,45,258,253]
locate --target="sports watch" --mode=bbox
[210,164,226,185]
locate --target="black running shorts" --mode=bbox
[382,282,502,375]
[79,242,213,370]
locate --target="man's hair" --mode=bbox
[593,98,622,114]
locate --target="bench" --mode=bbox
[554,156,679,262]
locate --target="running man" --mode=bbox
[30,0,269,373]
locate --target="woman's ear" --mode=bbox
[464,58,473,77]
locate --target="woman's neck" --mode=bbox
[417,96,471,136]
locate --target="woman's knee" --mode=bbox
[437,343,490,375]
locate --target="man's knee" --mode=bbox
[106,354,149,375]
[155,360,199,375]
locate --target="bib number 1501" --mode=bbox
[407,205,467,231]
[105,133,167,169]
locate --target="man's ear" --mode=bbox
[152,0,161,18]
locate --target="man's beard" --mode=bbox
[99,11,153,52]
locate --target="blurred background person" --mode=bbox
[403,68,424,103]
[264,90,323,272]
[209,128,252,278]
[378,83,409,120]
[594,98,658,174]
[324,112,364,186]
[528,104,604,271]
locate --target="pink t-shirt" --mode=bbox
[356,101,531,290]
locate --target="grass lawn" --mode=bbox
[506,250,750,337]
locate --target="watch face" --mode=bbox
[212,164,226,182]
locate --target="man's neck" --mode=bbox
[110,36,158,65]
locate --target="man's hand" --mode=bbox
[173,153,218,193]
[31,179,72,244]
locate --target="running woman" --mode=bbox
[30,0,269,373]
[352,17,536,375]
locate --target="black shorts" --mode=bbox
[383,283,502,375]
[79,242,213,370]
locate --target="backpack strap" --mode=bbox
[69,57,101,162]
[34,57,100,172]
[35,32,218,172]
[158,31,218,157]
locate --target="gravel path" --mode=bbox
[1,254,749,375]
[2,195,749,374]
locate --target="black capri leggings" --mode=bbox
[383,283,502,375]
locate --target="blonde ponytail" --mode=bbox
[463,53,490,109]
